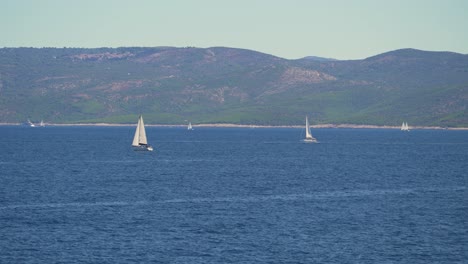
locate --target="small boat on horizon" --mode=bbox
[27,119,36,127]
[187,122,193,131]
[401,122,410,131]
[132,115,153,151]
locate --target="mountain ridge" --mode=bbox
[0,47,467,127]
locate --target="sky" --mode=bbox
[1,0,467,60]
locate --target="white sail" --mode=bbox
[132,117,141,146]
[132,115,153,151]
[305,116,313,139]
[187,122,193,130]
[304,116,317,142]
[138,116,148,144]
[132,115,148,146]
[401,122,410,131]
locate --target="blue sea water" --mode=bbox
[0,126,467,263]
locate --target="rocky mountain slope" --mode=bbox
[0,47,467,126]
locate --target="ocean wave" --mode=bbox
[1,186,465,211]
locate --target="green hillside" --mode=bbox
[0,47,467,127]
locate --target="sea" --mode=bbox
[0,126,467,263]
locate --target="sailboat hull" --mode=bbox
[132,144,153,151]
[132,145,153,151]
[303,138,318,143]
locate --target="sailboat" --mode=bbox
[187,122,193,130]
[303,116,318,143]
[27,119,36,127]
[39,120,45,127]
[132,115,153,151]
[401,122,410,131]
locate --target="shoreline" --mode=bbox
[1,122,467,130]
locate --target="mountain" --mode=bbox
[0,47,467,127]
[299,56,337,62]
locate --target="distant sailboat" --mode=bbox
[27,119,36,127]
[187,122,193,130]
[132,115,153,151]
[401,122,410,131]
[303,116,318,143]
[39,120,45,127]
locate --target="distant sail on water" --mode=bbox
[401,122,410,131]
[27,119,35,127]
[303,116,318,143]
[26,119,45,127]
[132,115,153,151]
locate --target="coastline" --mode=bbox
[1,122,467,130]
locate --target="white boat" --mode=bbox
[303,116,318,143]
[27,119,36,127]
[39,120,45,127]
[401,122,410,131]
[132,115,153,151]
[187,122,193,130]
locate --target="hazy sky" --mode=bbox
[1,0,467,59]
